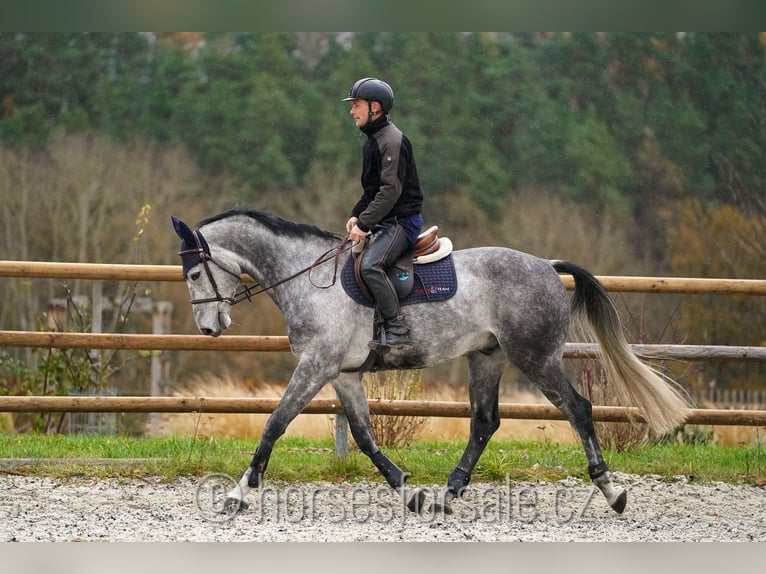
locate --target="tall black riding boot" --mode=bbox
[360,221,413,352]
[369,314,412,351]
[384,315,413,348]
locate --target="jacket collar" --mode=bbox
[360,114,390,137]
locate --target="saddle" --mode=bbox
[340,226,458,373]
[344,225,455,305]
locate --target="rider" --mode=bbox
[343,77,424,351]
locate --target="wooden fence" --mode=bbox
[1,260,765,429]
[1,395,765,426]
[3,259,766,293]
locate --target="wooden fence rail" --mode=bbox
[1,396,765,426]
[3,260,766,294]
[1,331,765,362]
[0,331,291,352]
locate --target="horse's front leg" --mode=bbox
[332,373,425,513]
[223,357,334,513]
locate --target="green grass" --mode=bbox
[1,434,764,486]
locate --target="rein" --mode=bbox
[179,229,354,306]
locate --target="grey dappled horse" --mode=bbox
[172,209,690,516]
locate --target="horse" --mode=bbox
[171,209,691,516]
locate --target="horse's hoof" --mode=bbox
[403,487,426,513]
[223,497,248,514]
[428,501,454,515]
[610,489,627,514]
[429,486,455,515]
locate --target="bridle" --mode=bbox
[178,228,354,307]
[178,229,250,306]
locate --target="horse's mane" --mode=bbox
[198,209,341,241]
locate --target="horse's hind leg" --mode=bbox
[431,349,505,514]
[528,359,627,514]
[332,373,425,513]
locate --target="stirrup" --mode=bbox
[368,323,412,353]
[383,330,412,348]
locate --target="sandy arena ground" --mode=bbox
[2,472,764,542]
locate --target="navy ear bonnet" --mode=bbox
[172,216,210,279]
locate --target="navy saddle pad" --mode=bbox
[341,254,458,308]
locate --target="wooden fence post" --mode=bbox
[149,301,173,434]
[334,413,349,457]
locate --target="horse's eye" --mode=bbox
[189,271,201,281]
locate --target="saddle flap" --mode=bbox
[389,253,415,299]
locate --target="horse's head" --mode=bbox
[172,216,242,337]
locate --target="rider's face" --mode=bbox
[349,99,381,128]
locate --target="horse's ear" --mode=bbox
[171,216,195,243]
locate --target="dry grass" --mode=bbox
[156,373,763,447]
[158,375,576,443]
[419,381,578,444]
[157,373,577,444]
[692,399,766,446]
[710,425,766,446]
[156,373,336,440]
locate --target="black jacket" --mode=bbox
[351,115,423,233]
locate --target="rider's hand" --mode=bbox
[346,217,359,235]
[348,224,367,242]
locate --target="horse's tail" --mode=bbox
[551,260,691,435]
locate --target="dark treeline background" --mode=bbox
[1,32,764,395]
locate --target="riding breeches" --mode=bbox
[359,220,411,321]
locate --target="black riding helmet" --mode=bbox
[341,77,394,115]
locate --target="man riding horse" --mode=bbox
[343,77,424,352]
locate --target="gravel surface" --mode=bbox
[1,473,764,542]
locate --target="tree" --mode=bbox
[667,199,766,388]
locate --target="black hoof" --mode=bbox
[405,488,426,513]
[223,497,248,514]
[428,501,454,515]
[247,471,262,488]
[610,490,627,514]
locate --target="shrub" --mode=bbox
[364,370,428,449]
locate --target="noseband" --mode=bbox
[178,227,353,307]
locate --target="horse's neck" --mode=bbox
[208,221,340,296]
